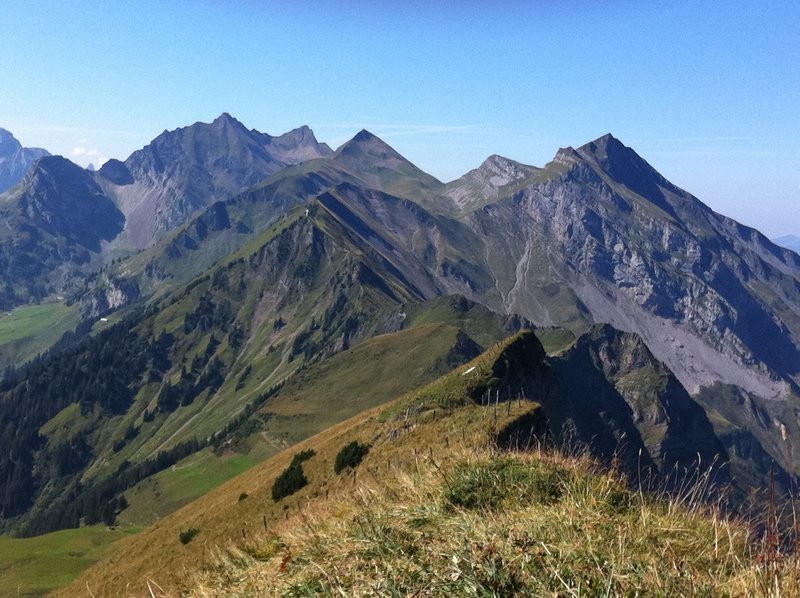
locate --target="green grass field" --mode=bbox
[0,525,140,597]
[0,302,79,370]
[118,449,259,527]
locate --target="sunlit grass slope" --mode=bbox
[0,301,79,371]
[0,525,139,598]
[61,331,800,597]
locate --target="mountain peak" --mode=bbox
[352,129,379,143]
[577,133,629,163]
[212,112,239,126]
[0,127,21,149]
[573,133,682,212]
[0,128,50,193]
[335,129,397,157]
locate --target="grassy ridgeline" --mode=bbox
[191,446,796,596]
[59,333,800,596]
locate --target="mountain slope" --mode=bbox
[0,191,527,538]
[66,129,800,497]
[0,156,123,309]
[56,330,758,597]
[98,113,332,249]
[0,128,50,193]
[331,130,445,209]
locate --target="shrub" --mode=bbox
[334,441,370,474]
[272,449,316,502]
[444,457,565,510]
[238,492,249,502]
[179,527,200,544]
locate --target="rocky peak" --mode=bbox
[271,125,333,160]
[574,134,679,208]
[97,158,133,185]
[212,112,239,126]
[0,128,50,194]
[116,115,332,248]
[475,154,539,187]
[0,127,21,151]
[8,155,124,248]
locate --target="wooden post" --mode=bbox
[263,515,268,532]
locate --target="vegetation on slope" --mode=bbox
[193,448,796,597]
[0,525,139,598]
[57,333,800,597]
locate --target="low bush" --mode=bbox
[272,449,316,501]
[179,527,200,544]
[444,457,565,510]
[334,441,370,474]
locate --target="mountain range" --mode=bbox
[1,115,799,592]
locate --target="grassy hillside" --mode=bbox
[57,333,800,597]
[115,320,499,528]
[0,525,139,598]
[0,301,79,372]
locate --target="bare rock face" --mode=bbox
[455,135,800,403]
[103,114,332,249]
[0,128,50,194]
[444,154,541,210]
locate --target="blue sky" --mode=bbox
[1,1,798,236]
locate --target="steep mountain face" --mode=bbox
[415,134,800,489]
[0,156,123,308]
[549,325,728,479]
[457,135,800,399]
[0,128,50,193]
[98,113,332,249]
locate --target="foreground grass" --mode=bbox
[192,447,798,597]
[59,333,800,596]
[0,526,139,597]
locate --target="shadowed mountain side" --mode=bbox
[0,127,50,193]
[483,328,729,485]
[0,156,123,308]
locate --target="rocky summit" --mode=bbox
[0,127,49,194]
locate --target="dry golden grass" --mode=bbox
[58,335,800,597]
[186,442,800,597]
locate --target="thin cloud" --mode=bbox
[70,146,108,167]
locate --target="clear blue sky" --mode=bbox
[1,1,798,236]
